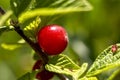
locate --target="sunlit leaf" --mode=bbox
[19,0,92,23]
[0,10,13,26]
[17,39,25,44]
[1,43,21,50]
[23,17,41,42]
[45,54,88,80]
[79,76,98,80]
[86,43,120,76]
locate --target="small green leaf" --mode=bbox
[45,54,88,80]
[0,10,13,26]
[17,39,26,44]
[1,43,21,50]
[23,17,41,42]
[17,71,37,80]
[10,0,32,17]
[79,76,98,80]
[86,43,120,77]
[18,0,92,23]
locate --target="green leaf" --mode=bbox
[45,54,88,80]
[1,43,21,50]
[86,44,120,77]
[10,0,32,17]
[79,76,98,80]
[18,0,92,23]
[23,17,41,42]
[17,71,37,80]
[0,10,13,26]
[34,0,91,8]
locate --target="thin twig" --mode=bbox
[10,20,48,65]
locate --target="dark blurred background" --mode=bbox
[0,0,120,80]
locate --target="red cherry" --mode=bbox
[32,60,42,71]
[37,24,68,55]
[32,60,54,80]
[36,70,54,80]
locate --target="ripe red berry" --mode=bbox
[32,60,54,80]
[32,60,42,71]
[37,24,68,55]
[36,70,54,80]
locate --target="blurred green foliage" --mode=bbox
[0,0,120,80]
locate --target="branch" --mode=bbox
[10,20,48,65]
